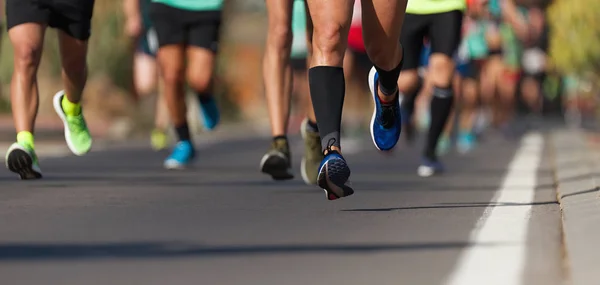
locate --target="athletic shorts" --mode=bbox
[457,61,481,79]
[400,10,463,70]
[138,27,159,57]
[149,3,221,52]
[137,0,158,57]
[6,0,95,41]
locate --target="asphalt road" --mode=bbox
[0,132,564,285]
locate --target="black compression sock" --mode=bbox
[424,86,454,159]
[175,122,191,142]
[273,135,287,141]
[197,92,213,104]
[374,53,404,96]
[308,66,345,153]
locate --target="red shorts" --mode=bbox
[348,24,365,53]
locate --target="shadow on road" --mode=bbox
[0,241,508,261]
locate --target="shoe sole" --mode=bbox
[53,91,91,156]
[6,147,42,180]
[317,158,354,200]
[164,161,187,170]
[260,153,294,180]
[417,166,444,178]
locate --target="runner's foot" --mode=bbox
[260,137,294,180]
[5,142,42,180]
[368,66,402,151]
[53,90,92,156]
[300,118,323,185]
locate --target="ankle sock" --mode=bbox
[61,95,81,116]
[17,131,34,149]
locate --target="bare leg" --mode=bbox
[9,23,45,134]
[263,0,294,137]
[157,44,186,129]
[58,31,88,104]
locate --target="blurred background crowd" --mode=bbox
[0,0,596,143]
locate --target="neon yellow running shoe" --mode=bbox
[5,142,42,179]
[151,128,168,151]
[53,90,92,156]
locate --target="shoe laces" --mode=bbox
[380,101,399,129]
[67,115,87,134]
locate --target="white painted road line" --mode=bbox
[445,132,543,285]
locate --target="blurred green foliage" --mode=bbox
[548,0,600,85]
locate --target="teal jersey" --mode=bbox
[152,0,223,11]
[290,0,308,59]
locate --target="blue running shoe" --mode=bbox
[368,66,402,151]
[164,140,196,169]
[417,157,445,177]
[199,96,220,131]
[457,131,477,154]
[317,151,354,200]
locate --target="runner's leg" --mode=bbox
[305,0,355,199]
[151,3,193,169]
[5,17,45,179]
[417,10,462,177]
[186,10,221,132]
[260,0,295,180]
[299,3,323,185]
[362,0,407,151]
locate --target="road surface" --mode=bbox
[0,132,564,285]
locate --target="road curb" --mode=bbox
[552,129,600,285]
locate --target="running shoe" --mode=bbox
[164,140,195,169]
[300,118,323,185]
[53,90,92,156]
[457,131,477,154]
[436,135,451,156]
[368,66,402,151]
[260,137,294,180]
[317,147,354,200]
[151,128,168,151]
[199,96,220,131]
[5,142,42,180]
[417,157,445,177]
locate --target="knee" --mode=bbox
[161,65,185,87]
[312,24,345,65]
[267,21,293,52]
[462,84,479,107]
[428,55,455,87]
[187,71,211,93]
[398,71,420,94]
[13,44,42,74]
[135,77,157,96]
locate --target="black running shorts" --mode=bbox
[6,0,95,41]
[400,10,463,70]
[149,3,221,52]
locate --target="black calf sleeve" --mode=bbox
[308,66,345,152]
[425,87,454,159]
